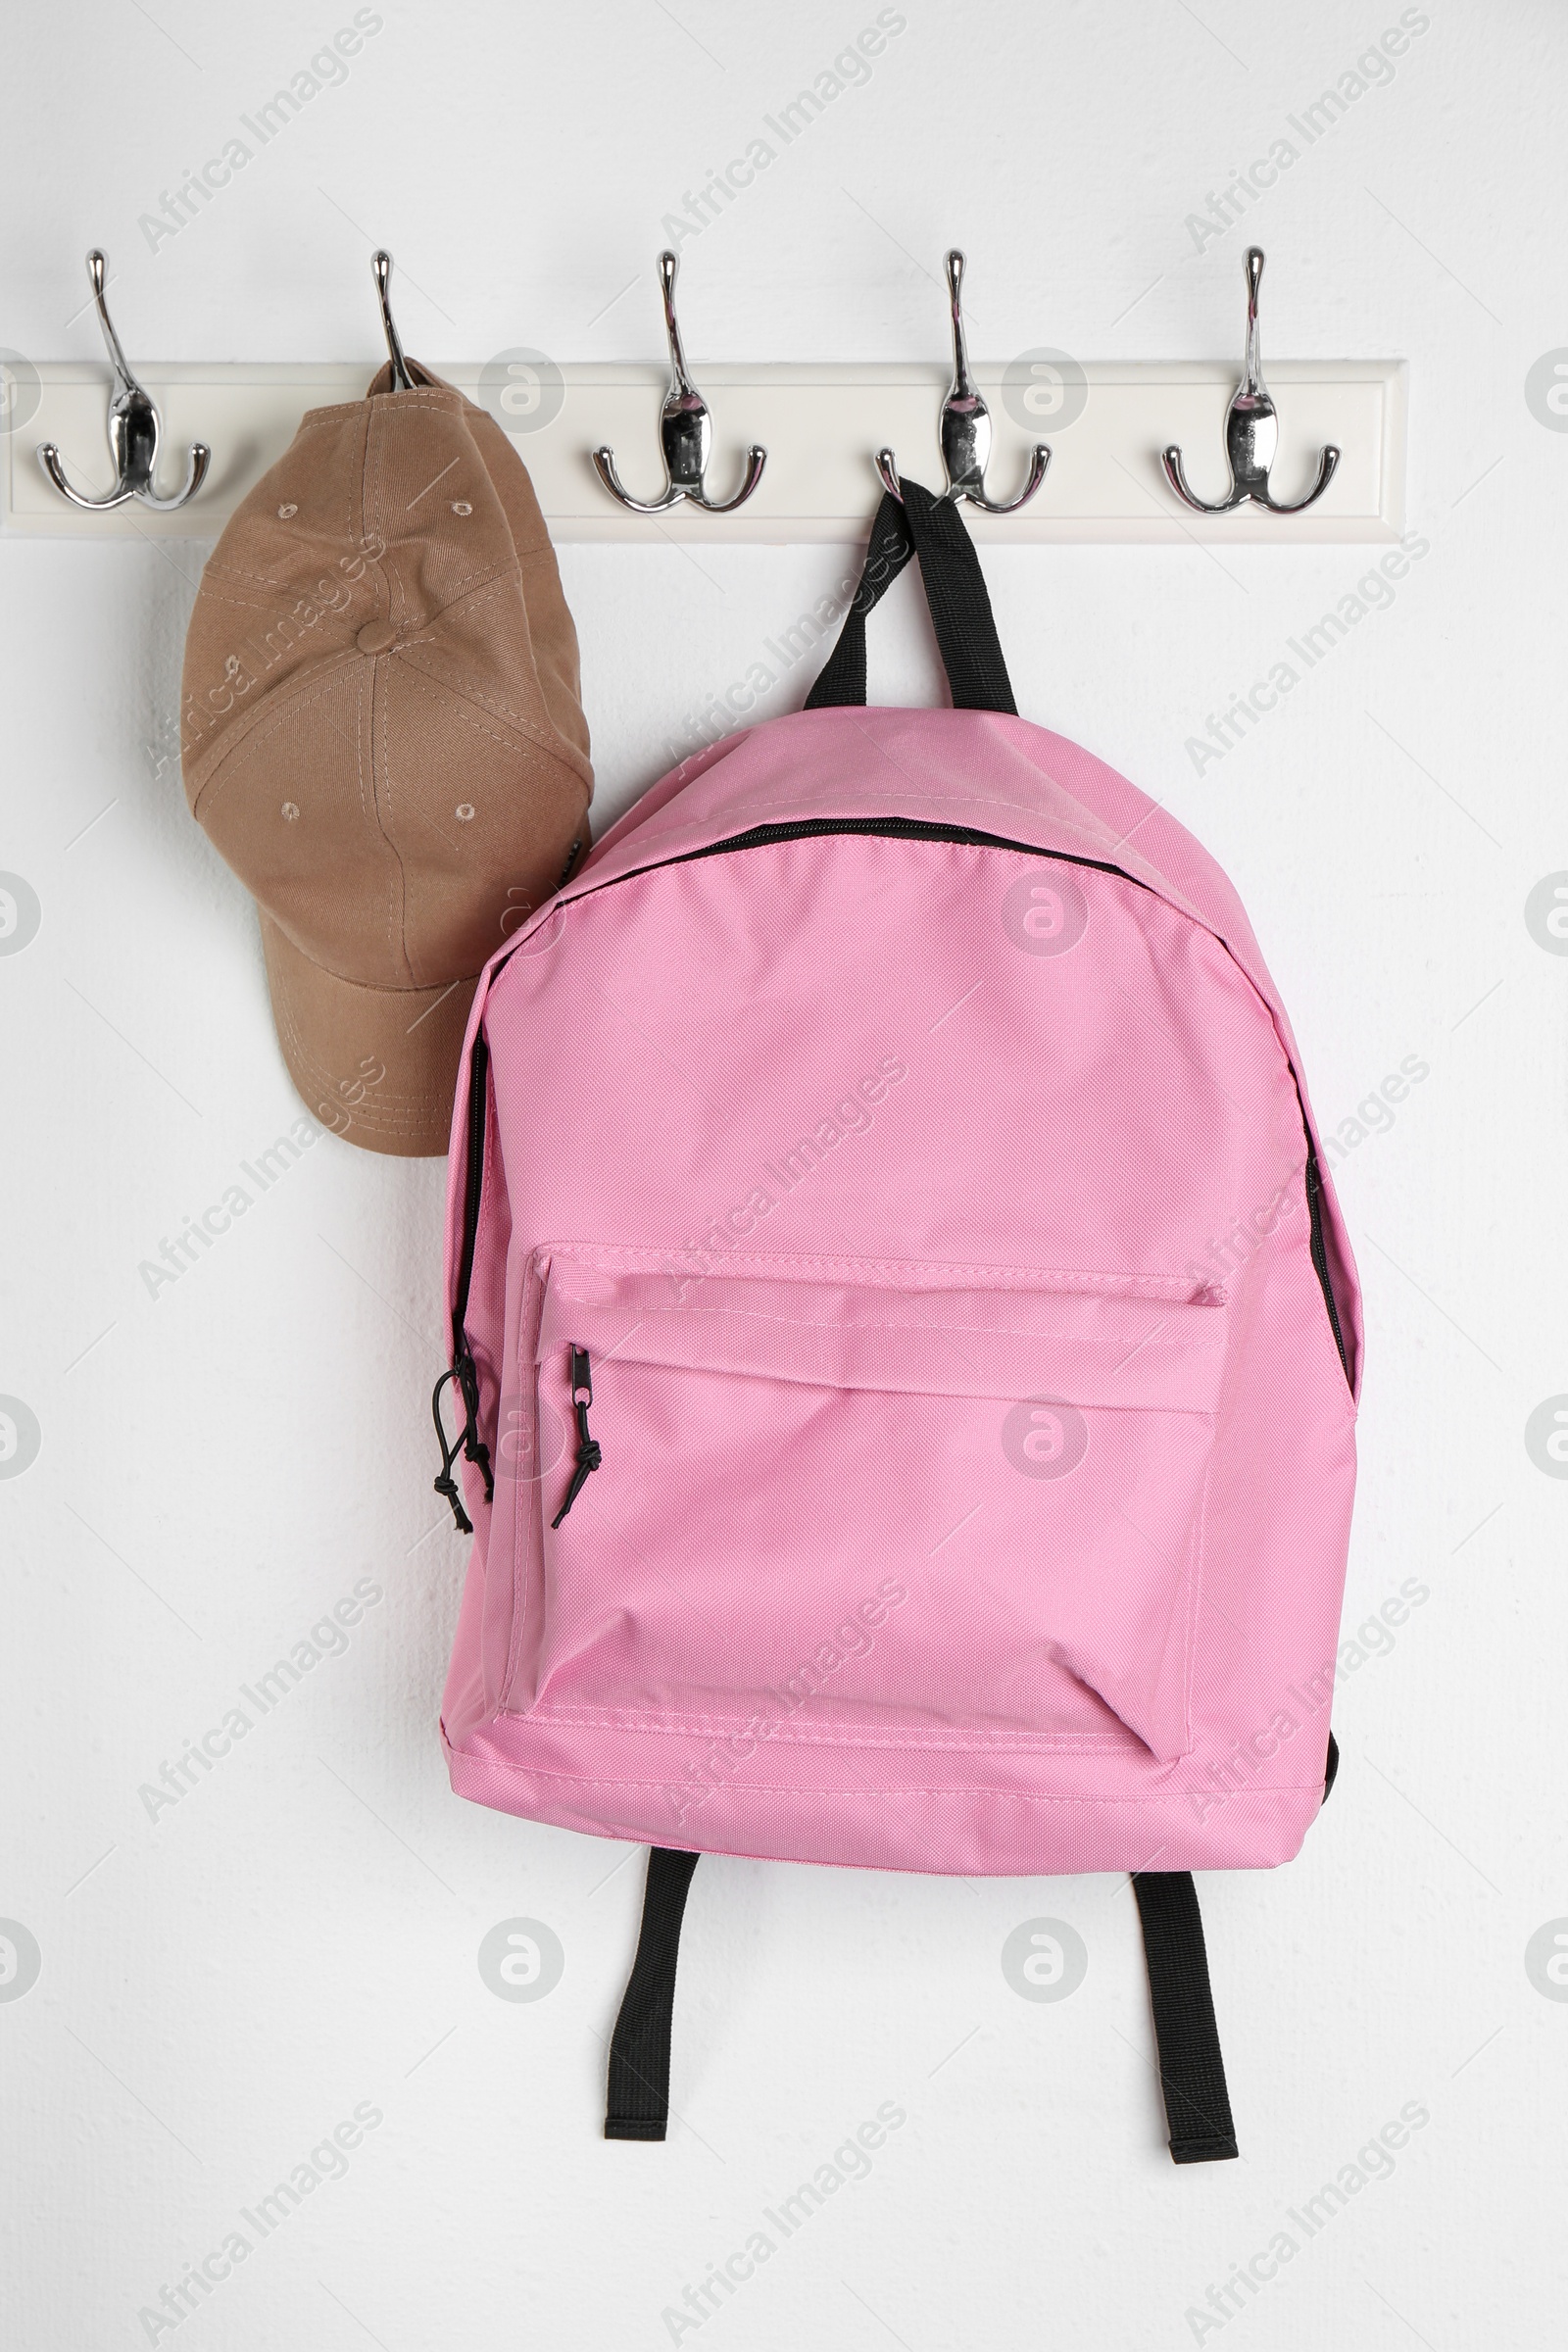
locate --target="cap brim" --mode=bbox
[260,912,474,1158]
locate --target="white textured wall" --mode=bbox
[4,4,1564,2346]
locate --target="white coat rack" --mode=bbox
[2,247,1405,545]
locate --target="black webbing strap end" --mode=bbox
[605,1847,700,2142]
[1169,2131,1241,2167]
[1131,1870,1239,2165]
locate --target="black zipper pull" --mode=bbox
[431,1365,475,1535]
[430,1345,495,1533]
[455,1348,495,1500]
[551,1346,602,1529]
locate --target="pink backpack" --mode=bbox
[432,481,1360,2162]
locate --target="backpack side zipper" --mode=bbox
[1304,1143,1350,1385]
[432,1030,495,1529]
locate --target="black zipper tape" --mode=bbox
[1304,1144,1351,1387]
[433,1030,495,1528]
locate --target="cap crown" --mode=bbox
[182,366,591,993]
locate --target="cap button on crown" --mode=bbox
[357,620,399,655]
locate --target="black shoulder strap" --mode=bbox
[1131,1871,1239,2164]
[806,475,1017,715]
[605,1847,699,2141]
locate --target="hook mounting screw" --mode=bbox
[591,251,766,515]
[877,249,1050,513]
[1161,247,1339,515]
[36,250,211,513]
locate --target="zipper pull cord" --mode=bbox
[455,1348,495,1500]
[551,1347,602,1529]
[430,1366,474,1535]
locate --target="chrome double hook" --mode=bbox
[37,251,211,512]
[592,251,766,514]
[1161,247,1339,516]
[877,250,1050,514]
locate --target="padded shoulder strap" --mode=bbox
[806,476,1017,715]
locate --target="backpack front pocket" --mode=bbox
[506,1250,1227,1761]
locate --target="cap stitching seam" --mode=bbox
[272,948,482,1005]
[397,672,537,761]
[413,565,519,633]
[186,586,365,627]
[395,640,588,781]
[193,560,513,631]
[362,403,412,985]
[189,662,363,814]
[353,672,374,849]
[185,651,584,814]
[269,983,456,1119]
[392,559,520,629]
[198,566,349,598]
[392,571,584,756]
[294,394,479,434]
[374,651,413,985]
[345,405,361,596]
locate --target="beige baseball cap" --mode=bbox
[181,360,592,1156]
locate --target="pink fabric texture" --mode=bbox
[437,706,1360,1877]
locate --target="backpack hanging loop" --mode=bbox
[37,251,212,513]
[1161,247,1340,515]
[875,249,1051,514]
[592,251,766,515]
